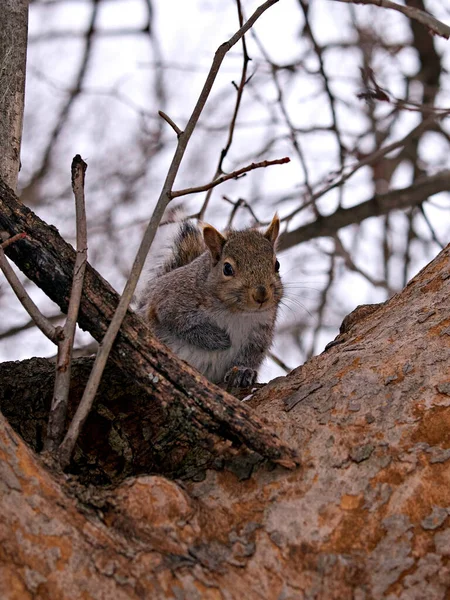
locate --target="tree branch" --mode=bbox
[198,0,252,220]
[0,244,59,343]
[171,157,290,198]
[278,170,450,251]
[45,155,88,453]
[333,0,450,39]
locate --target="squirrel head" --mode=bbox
[202,215,283,313]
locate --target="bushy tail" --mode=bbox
[160,220,205,275]
[134,212,205,310]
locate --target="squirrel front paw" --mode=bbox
[224,366,257,389]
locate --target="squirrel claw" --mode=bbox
[224,366,257,390]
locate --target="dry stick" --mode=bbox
[171,157,290,198]
[58,0,282,469]
[333,0,450,39]
[45,156,88,453]
[0,246,59,343]
[251,29,317,218]
[332,234,393,294]
[198,0,251,220]
[0,313,62,342]
[279,169,450,251]
[158,110,182,136]
[222,195,261,227]
[0,233,26,250]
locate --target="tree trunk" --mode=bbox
[0,0,28,191]
[1,236,450,597]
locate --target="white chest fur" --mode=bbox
[166,309,272,383]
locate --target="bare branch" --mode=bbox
[171,157,290,199]
[279,170,450,251]
[0,313,62,342]
[198,0,251,220]
[267,351,292,373]
[158,110,182,136]
[45,155,88,454]
[0,232,26,250]
[57,0,282,469]
[282,114,440,224]
[0,248,59,344]
[333,0,450,40]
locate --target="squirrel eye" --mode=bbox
[275,259,280,273]
[223,262,234,277]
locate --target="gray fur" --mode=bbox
[137,220,282,386]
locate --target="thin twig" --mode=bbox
[0,313,62,342]
[57,0,281,469]
[45,155,88,454]
[333,234,393,294]
[332,0,450,39]
[222,195,261,227]
[198,0,251,220]
[0,232,26,250]
[0,248,59,343]
[419,204,444,249]
[281,114,439,224]
[267,351,292,373]
[158,110,182,136]
[171,157,290,198]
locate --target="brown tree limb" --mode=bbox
[45,155,88,453]
[0,245,59,344]
[198,0,251,220]
[278,170,450,251]
[0,176,298,470]
[171,157,290,199]
[333,0,450,39]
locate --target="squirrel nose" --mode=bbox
[252,285,269,304]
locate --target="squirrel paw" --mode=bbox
[224,366,257,389]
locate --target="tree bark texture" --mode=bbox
[1,237,450,597]
[0,0,28,191]
[0,356,263,483]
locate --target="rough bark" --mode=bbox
[0,356,263,483]
[0,0,28,191]
[1,238,450,598]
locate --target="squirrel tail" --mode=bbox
[134,211,205,306]
[160,220,205,275]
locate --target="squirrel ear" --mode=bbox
[264,214,280,245]
[203,225,226,264]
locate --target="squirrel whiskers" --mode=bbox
[136,215,283,388]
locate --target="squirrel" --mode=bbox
[136,214,283,388]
